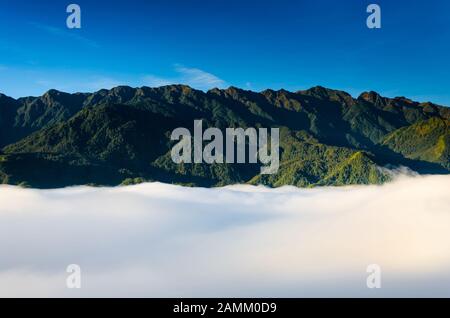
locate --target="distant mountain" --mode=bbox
[0,85,448,188]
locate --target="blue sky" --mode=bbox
[0,0,449,105]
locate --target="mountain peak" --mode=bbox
[0,93,15,101]
[109,86,135,98]
[298,86,355,106]
[225,86,247,93]
[302,85,329,94]
[153,84,198,96]
[41,89,76,106]
[0,93,18,109]
[208,86,250,99]
[358,91,384,105]
[299,86,351,98]
[43,89,63,97]
[261,88,291,97]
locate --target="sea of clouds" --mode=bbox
[0,174,449,297]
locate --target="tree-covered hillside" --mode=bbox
[0,85,448,188]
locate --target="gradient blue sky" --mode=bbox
[0,0,449,105]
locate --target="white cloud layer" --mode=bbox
[0,174,449,297]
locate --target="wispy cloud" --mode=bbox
[143,65,227,91]
[3,64,226,98]
[141,75,173,87]
[175,64,227,89]
[35,65,228,95]
[30,22,99,48]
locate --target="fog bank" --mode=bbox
[0,174,449,297]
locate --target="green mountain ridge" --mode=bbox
[0,85,448,188]
[382,117,449,169]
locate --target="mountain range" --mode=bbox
[0,85,448,188]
